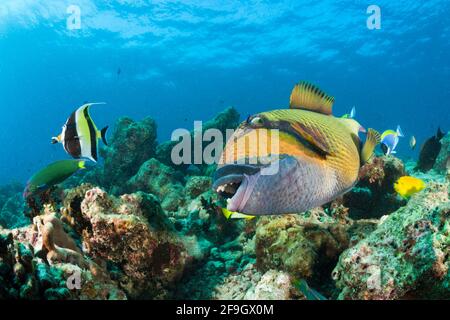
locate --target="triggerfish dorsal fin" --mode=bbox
[289,81,334,115]
[361,128,381,163]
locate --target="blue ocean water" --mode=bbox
[0,0,448,184]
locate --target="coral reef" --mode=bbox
[66,117,159,194]
[125,158,186,212]
[213,266,300,300]
[343,155,407,219]
[1,107,449,300]
[0,191,29,229]
[101,117,158,193]
[333,181,450,299]
[0,209,127,300]
[254,209,378,297]
[434,132,450,176]
[63,186,188,299]
[156,106,240,173]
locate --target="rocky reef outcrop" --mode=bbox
[61,185,188,299]
[342,155,407,219]
[333,181,450,299]
[1,206,127,300]
[68,117,158,195]
[156,106,240,174]
[0,183,29,229]
[254,208,378,297]
[434,132,450,177]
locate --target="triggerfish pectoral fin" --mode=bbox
[361,128,381,163]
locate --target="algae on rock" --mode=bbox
[333,181,450,299]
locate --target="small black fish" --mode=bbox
[117,68,121,76]
[416,127,445,172]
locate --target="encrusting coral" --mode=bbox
[434,132,450,176]
[343,155,407,219]
[332,181,450,299]
[254,208,378,297]
[62,186,189,299]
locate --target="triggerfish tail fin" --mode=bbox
[100,126,109,146]
[289,81,334,115]
[396,125,404,137]
[361,128,381,163]
[221,208,255,220]
[294,279,327,301]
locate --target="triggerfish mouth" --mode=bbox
[212,81,381,215]
[52,102,108,162]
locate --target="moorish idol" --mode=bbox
[52,102,108,162]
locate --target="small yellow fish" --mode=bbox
[221,207,256,220]
[394,176,426,198]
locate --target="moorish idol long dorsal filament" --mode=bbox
[52,102,108,162]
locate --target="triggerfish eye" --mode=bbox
[249,116,263,127]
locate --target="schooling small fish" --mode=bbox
[52,103,108,162]
[409,136,416,150]
[213,81,380,215]
[394,176,426,199]
[380,125,404,155]
[415,127,446,172]
[341,106,356,119]
[23,159,86,199]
